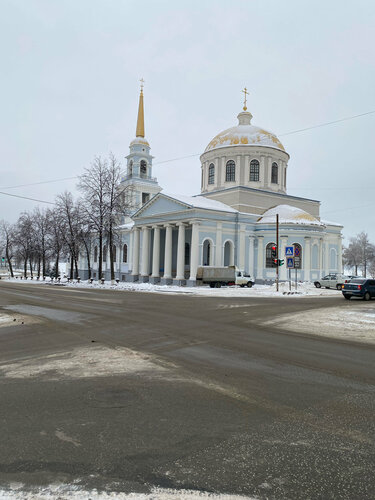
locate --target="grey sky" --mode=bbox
[1,0,374,242]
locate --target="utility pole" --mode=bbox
[276,213,279,292]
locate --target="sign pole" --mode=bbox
[276,214,279,292]
[295,267,297,291]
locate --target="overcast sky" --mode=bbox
[1,0,375,242]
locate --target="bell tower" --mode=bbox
[120,80,161,216]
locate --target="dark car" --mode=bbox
[342,278,375,300]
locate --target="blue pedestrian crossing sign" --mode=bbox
[285,246,294,256]
[287,257,294,268]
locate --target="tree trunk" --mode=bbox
[5,245,13,278]
[83,240,91,279]
[42,252,46,278]
[98,232,103,280]
[70,254,74,279]
[109,229,115,282]
[74,252,79,279]
[55,252,60,278]
[37,257,41,278]
[24,258,27,278]
[29,257,33,278]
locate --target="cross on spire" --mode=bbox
[242,87,249,111]
[140,78,145,92]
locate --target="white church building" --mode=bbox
[81,86,343,285]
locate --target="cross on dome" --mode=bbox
[242,87,249,111]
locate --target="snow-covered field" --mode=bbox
[0,486,253,500]
[1,276,339,298]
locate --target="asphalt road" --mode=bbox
[0,281,374,499]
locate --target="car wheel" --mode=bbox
[344,295,351,300]
[209,283,215,288]
[215,282,222,288]
[336,284,342,290]
[240,284,245,288]
[363,292,371,301]
[246,282,253,288]
[314,282,321,288]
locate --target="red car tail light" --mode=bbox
[357,285,362,290]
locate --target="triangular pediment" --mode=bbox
[133,193,192,219]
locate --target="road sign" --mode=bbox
[294,256,301,269]
[294,246,301,257]
[287,257,294,268]
[285,246,294,256]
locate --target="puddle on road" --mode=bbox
[3,304,91,324]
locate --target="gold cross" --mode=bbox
[140,78,145,91]
[242,87,249,111]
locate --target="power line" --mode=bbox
[1,108,374,193]
[0,191,54,205]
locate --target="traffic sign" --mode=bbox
[287,257,294,268]
[294,246,301,257]
[294,256,301,269]
[285,246,294,256]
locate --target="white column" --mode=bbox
[215,222,223,266]
[338,235,343,273]
[256,236,264,280]
[324,239,330,274]
[189,221,200,281]
[151,226,161,278]
[176,223,186,280]
[129,231,133,272]
[249,235,255,275]
[279,236,288,281]
[215,158,220,188]
[131,228,140,275]
[141,226,150,276]
[304,236,311,282]
[239,224,246,270]
[163,224,173,279]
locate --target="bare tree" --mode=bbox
[0,220,15,277]
[46,207,65,278]
[356,232,375,278]
[343,237,362,275]
[78,157,109,280]
[56,192,81,279]
[14,212,35,278]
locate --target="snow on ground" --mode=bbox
[0,345,167,380]
[263,305,375,344]
[0,486,253,500]
[2,276,340,298]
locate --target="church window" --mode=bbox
[142,192,150,205]
[94,246,98,263]
[225,160,235,182]
[250,159,260,181]
[224,240,234,266]
[129,160,133,177]
[266,242,277,268]
[112,245,116,262]
[284,168,287,187]
[184,243,190,266]
[140,160,147,178]
[203,239,212,266]
[123,244,128,263]
[208,163,215,184]
[271,163,278,184]
[103,245,107,263]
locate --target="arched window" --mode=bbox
[250,159,260,182]
[184,243,190,266]
[203,240,212,266]
[330,248,337,270]
[312,244,318,269]
[271,162,278,184]
[112,245,116,262]
[129,160,133,176]
[123,244,128,263]
[225,160,235,182]
[224,240,234,266]
[208,163,215,184]
[102,245,107,263]
[266,242,277,268]
[94,246,98,263]
[140,160,147,177]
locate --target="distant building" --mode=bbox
[79,85,343,284]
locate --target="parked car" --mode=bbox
[342,278,375,300]
[314,273,354,290]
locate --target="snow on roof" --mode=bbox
[320,219,343,228]
[163,192,238,213]
[257,204,325,226]
[117,221,134,230]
